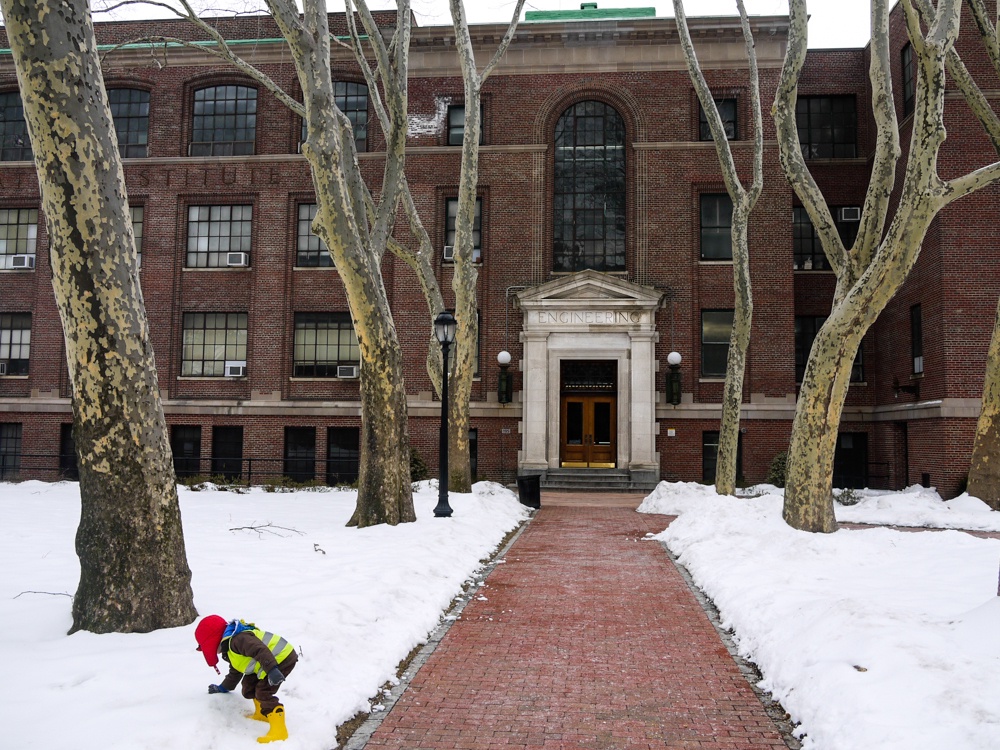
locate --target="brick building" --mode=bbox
[0,4,995,496]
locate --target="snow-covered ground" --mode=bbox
[3,480,528,750]
[639,482,1000,750]
[7,478,1000,749]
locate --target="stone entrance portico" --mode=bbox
[515,271,664,486]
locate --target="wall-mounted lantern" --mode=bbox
[667,351,682,406]
[497,350,513,404]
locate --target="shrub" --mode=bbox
[410,447,429,483]
[766,450,788,488]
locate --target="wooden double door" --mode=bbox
[560,395,616,468]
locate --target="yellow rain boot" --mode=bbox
[257,706,288,744]
[246,698,267,722]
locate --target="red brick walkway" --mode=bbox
[362,493,790,749]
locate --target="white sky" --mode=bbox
[72,1,876,50]
[396,1,875,49]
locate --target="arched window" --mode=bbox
[553,101,626,272]
[108,88,150,158]
[190,84,257,156]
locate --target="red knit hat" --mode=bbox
[194,615,227,668]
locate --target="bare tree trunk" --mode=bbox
[0,0,197,632]
[443,0,526,492]
[272,0,415,526]
[969,296,1000,508]
[770,0,1000,531]
[674,0,763,496]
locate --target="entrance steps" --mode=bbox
[540,468,659,493]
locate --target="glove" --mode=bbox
[266,667,285,686]
[208,684,229,694]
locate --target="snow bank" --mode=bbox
[2,480,527,750]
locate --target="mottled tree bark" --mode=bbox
[969,296,1000,509]
[0,0,197,632]
[776,0,1000,531]
[273,0,415,526]
[674,0,763,497]
[439,0,526,492]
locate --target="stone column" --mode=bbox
[519,329,550,472]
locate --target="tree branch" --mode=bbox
[773,0,846,276]
[480,0,528,83]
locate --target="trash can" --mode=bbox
[516,474,541,509]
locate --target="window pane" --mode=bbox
[191,85,257,156]
[108,88,150,158]
[553,101,626,272]
[0,92,32,161]
[187,204,252,267]
[701,311,733,378]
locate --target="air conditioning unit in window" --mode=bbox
[0,362,6,376]
[337,365,359,379]
[839,206,862,222]
[442,245,455,261]
[10,254,35,269]
[226,252,249,267]
[224,360,247,378]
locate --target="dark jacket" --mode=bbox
[219,631,298,691]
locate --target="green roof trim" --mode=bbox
[524,7,656,22]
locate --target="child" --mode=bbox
[195,615,298,744]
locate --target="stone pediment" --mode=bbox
[515,270,663,309]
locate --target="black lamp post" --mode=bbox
[433,311,457,518]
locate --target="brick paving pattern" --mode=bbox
[363,493,790,749]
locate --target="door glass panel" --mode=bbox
[566,402,583,444]
[593,402,611,445]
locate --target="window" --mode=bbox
[699,98,737,141]
[792,206,861,270]
[796,95,857,159]
[186,205,252,268]
[0,313,31,376]
[293,312,359,377]
[700,194,733,260]
[284,427,316,482]
[190,85,257,156]
[901,43,915,117]
[301,82,369,152]
[795,316,863,383]
[702,430,743,484]
[108,88,150,158]
[447,104,483,146]
[701,310,733,378]
[0,423,22,479]
[131,205,144,265]
[336,82,368,152]
[211,426,243,480]
[171,425,202,478]
[327,427,360,485]
[296,203,332,267]
[181,312,247,377]
[553,101,626,272]
[911,304,923,374]
[445,198,482,262]
[59,423,78,481]
[0,92,32,161]
[469,428,478,480]
[0,208,38,269]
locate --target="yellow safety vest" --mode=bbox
[226,627,295,679]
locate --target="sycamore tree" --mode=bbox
[776,0,1000,532]
[108,0,525,513]
[674,0,763,497]
[963,0,1000,510]
[0,0,197,633]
